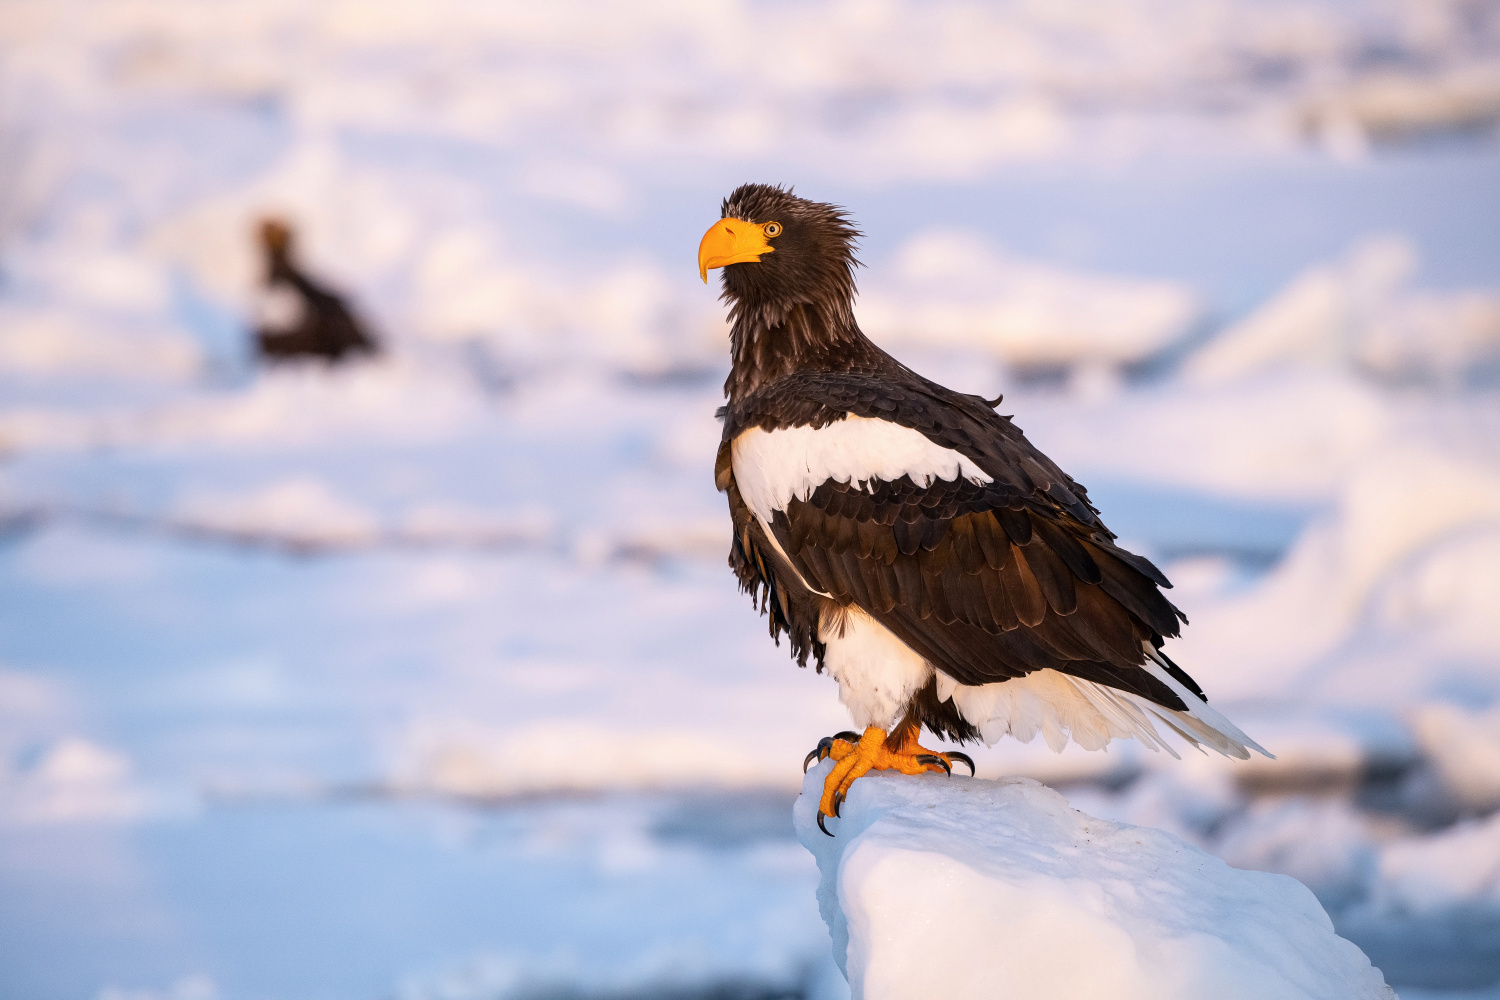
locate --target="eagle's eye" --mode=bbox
[764,222,782,237]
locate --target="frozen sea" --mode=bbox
[3,2,1500,997]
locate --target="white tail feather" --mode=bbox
[1141,644,1273,760]
[939,656,1273,761]
[1062,675,1180,758]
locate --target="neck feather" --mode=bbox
[724,295,877,400]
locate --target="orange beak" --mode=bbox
[698,218,774,282]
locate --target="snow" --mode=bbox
[795,765,1392,1000]
[860,230,1200,368]
[1184,237,1500,386]
[2,0,1500,996]
[1410,703,1500,814]
[1059,750,1500,987]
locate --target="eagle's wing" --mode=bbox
[721,368,1225,726]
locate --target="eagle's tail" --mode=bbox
[1133,643,1273,760]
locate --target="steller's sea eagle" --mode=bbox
[253,218,378,364]
[698,184,1269,834]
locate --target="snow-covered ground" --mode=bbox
[2,1,1500,998]
[797,767,1393,1000]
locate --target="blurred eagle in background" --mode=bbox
[253,218,378,363]
[699,184,1268,833]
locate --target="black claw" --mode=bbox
[832,789,846,817]
[947,751,976,776]
[817,811,834,836]
[803,736,837,773]
[915,753,951,775]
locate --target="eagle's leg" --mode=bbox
[815,720,974,828]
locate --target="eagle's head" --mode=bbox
[699,184,861,312]
[258,217,294,257]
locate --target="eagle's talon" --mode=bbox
[915,753,951,775]
[805,733,860,773]
[805,736,836,772]
[947,751,975,776]
[817,812,834,837]
[813,725,970,819]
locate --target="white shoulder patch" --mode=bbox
[730,414,992,525]
[256,283,307,333]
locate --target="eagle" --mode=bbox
[253,218,378,363]
[698,184,1268,834]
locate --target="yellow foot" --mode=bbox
[804,726,975,836]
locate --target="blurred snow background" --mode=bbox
[1,0,1499,997]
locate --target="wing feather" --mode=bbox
[1000,542,1047,627]
[722,368,1205,722]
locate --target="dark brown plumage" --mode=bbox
[701,185,1265,829]
[254,218,378,363]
